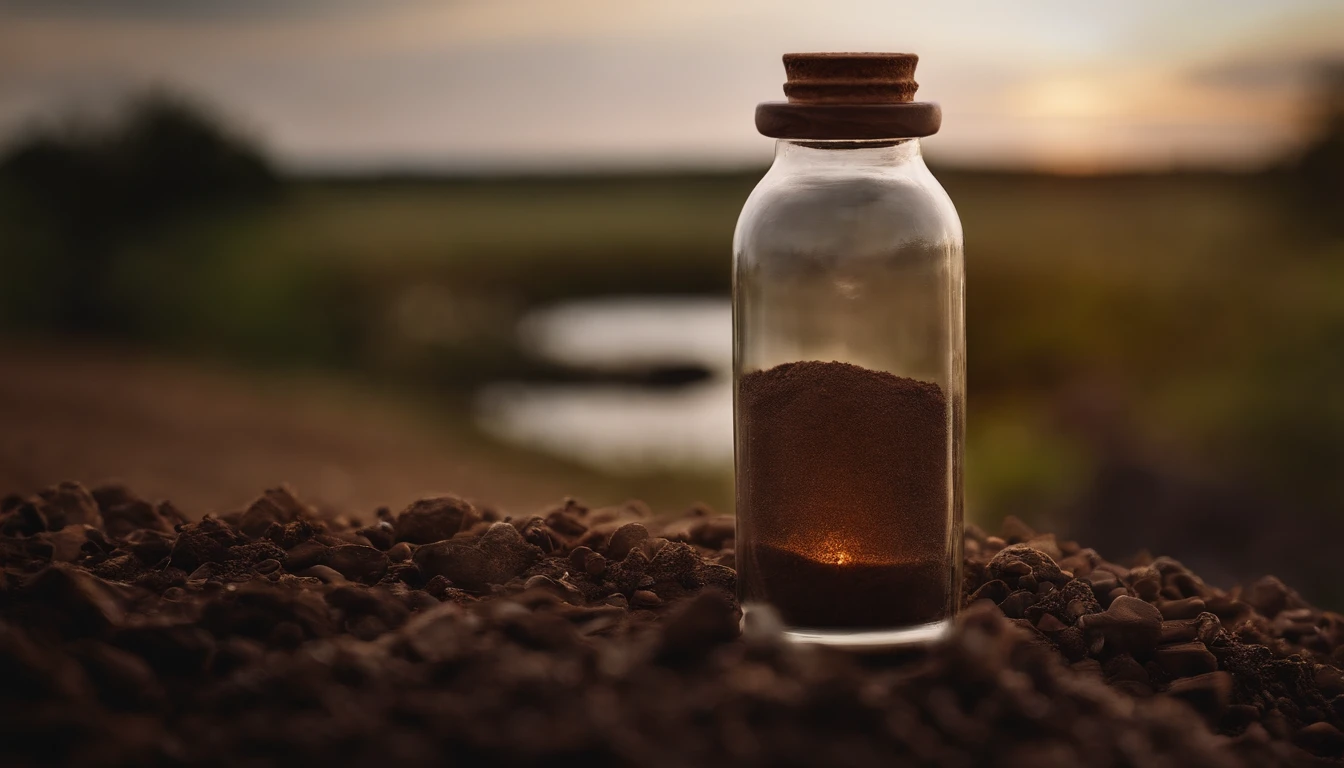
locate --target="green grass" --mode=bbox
[3,168,1342,536]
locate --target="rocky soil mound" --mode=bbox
[3,481,1342,766]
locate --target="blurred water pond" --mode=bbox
[475,297,732,473]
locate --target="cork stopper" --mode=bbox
[756,52,940,140]
[782,53,920,105]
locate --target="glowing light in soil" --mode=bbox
[813,538,853,566]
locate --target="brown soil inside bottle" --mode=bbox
[737,360,953,629]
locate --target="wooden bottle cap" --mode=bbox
[757,52,941,140]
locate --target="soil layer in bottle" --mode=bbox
[737,360,953,629]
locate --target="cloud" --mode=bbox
[0,0,431,22]
[0,0,1335,171]
[1189,55,1343,93]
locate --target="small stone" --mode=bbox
[238,486,311,538]
[584,551,607,578]
[631,590,662,608]
[544,505,588,538]
[986,543,1067,586]
[1154,641,1219,678]
[262,519,317,549]
[283,540,330,572]
[395,496,481,544]
[229,541,286,569]
[606,523,650,561]
[89,484,136,514]
[1035,613,1069,633]
[662,515,735,549]
[1245,575,1294,618]
[646,541,698,582]
[1167,671,1233,718]
[968,579,1010,605]
[514,516,558,553]
[1128,566,1162,602]
[568,546,595,571]
[301,565,347,584]
[1204,595,1252,624]
[1272,607,1318,641]
[999,590,1038,619]
[696,564,736,592]
[1158,597,1207,621]
[1,501,48,536]
[1192,613,1223,645]
[1103,586,1129,607]
[522,575,583,604]
[23,564,128,638]
[1315,665,1344,698]
[636,537,670,560]
[326,545,389,583]
[386,542,414,563]
[34,526,97,563]
[606,548,652,595]
[37,481,103,530]
[1166,572,1206,600]
[1055,627,1090,661]
[355,521,396,550]
[1160,619,1200,644]
[1085,570,1120,597]
[125,530,174,564]
[1297,722,1344,756]
[422,575,452,598]
[100,497,170,535]
[1104,654,1150,685]
[187,563,216,582]
[1059,548,1102,578]
[413,522,542,592]
[1078,595,1162,654]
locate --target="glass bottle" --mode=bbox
[733,53,965,647]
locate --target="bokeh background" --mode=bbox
[1,1,1342,601]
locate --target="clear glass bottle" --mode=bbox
[733,53,964,647]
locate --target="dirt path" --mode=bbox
[0,339,586,517]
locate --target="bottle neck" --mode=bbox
[772,138,924,172]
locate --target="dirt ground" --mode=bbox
[0,339,584,518]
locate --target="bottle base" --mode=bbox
[743,605,951,651]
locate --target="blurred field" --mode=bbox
[1,97,1342,600]
[0,338,580,516]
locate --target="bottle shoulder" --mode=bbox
[733,163,963,260]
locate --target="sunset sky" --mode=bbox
[1,0,1341,173]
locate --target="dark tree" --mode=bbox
[0,92,277,333]
[1291,63,1344,231]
